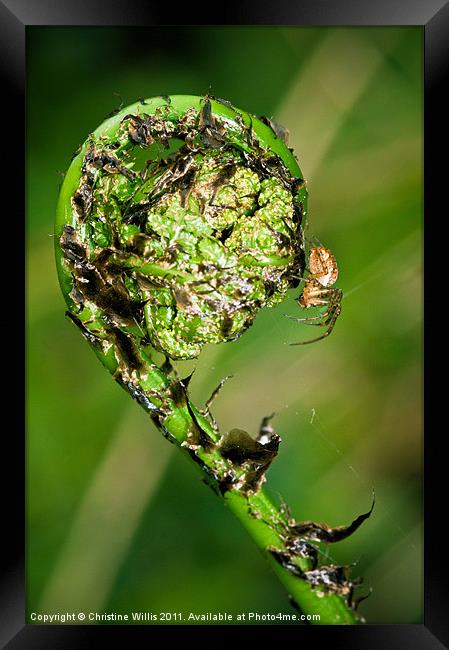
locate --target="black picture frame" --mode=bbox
[5,1,446,647]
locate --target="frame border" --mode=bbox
[6,0,446,646]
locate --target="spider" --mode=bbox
[287,245,343,345]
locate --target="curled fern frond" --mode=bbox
[55,94,370,624]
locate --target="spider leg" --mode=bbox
[289,289,342,345]
[305,233,324,249]
[302,288,333,298]
[289,317,337,344]
[284,311,330,323]
[286,286,335,323]
[290,273,332,285]
[289,274,310,284]
[289,318,337,345]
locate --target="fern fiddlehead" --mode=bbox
[55,95,370,624]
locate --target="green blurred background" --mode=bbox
[26,26,423,624]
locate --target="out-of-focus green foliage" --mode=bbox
[27,26,422,624]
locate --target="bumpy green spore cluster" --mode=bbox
[62,100,305,359]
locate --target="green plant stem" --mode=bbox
[65,327,358,625]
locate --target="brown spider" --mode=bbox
[287,245,343,345]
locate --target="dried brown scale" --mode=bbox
[115,373,164,417]
[63,252,137,328]
[304,565,354,598]
[265,497,374,610]
[351,588,373,611]
[215,419,282,495]
[65,311,103,350]
[106,322,144,373]
[72,172,95,222]
[286,538,319,570]
[167,377,216,451]
[289,497,375,544]
[184,446,239,497]
[259,115,290,145]
[268,548,358,602]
